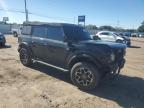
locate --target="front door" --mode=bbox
[99,32,115,42]
[107,33,116,42]
[44,26,68,68]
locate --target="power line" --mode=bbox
[0,9,25,13]
[0,8,74,22]
[28,12,73,22]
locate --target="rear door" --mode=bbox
[108,32,116,41]
[31,25,47,60]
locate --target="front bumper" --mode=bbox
[117,58,125,68]
[100,58,125,77]
[124,39,131,46]
[109,58,125,73]
[127,41,131,46]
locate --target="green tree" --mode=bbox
[138,25,144,32]
[99,25,116,31]
[85,24,98,30]
[125,29,136,33]
[142,21,144,25]
[138,21,144,32]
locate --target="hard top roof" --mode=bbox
[23,21,78,27]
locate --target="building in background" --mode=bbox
[0,21,11,34]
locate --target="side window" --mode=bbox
[47,26,64,41]
[21,26,31,35]
[100,32,109,35]
[32,26,47,38]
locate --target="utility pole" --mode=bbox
[116,20,120,32]
[117,20,119,28]
[24,0,29,22]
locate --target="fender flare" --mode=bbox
[18,42,28,50]
[18,42,32,53]
[68,53,101,69]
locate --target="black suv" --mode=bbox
[18,22,126,90]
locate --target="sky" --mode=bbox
[0,0,144,29]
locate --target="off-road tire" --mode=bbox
[71,62,100,91]
[19,47,33,67]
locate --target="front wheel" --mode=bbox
[71,62,100,90]
[19,48,33,66]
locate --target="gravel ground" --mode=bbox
[0,36,144,108]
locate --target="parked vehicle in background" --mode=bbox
[131,33,139,37]
[114,33,131,46]
[0,32,6,46]
[95,31,125,44]
[0,23,11,34]
[139,33,144,38]
[119,32,131,37]
[11,24,22,37]
[18,22,126,90]
[11,28,21,37]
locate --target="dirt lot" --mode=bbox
[0,36,144,108]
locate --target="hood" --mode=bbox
[80,40,126,49]
[116,36,124,40]
[121,36,130,40]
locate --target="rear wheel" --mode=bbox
[71,62,100,90]
[19,47,33,66]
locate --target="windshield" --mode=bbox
[63,25,92,41]
[113,33,120,36]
